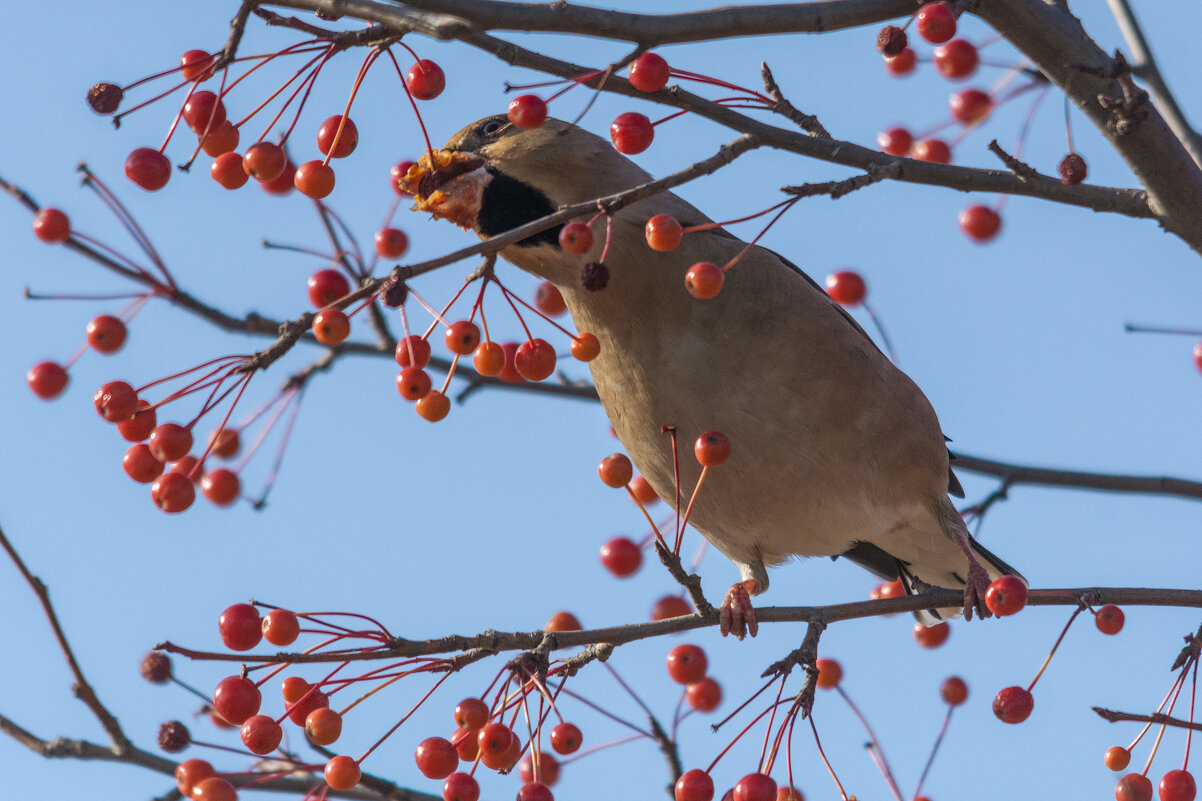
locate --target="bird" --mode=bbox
[401,115,1022,638]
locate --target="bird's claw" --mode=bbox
[719,579,759,639]
[962,559,992,621]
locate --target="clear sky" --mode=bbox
[2,2,1201,801]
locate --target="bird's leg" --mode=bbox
[719,579,759,639]
[956,534,992,621]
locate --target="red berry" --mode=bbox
[242,142,287,182]
[1116,774,1154,801]
[630,474,659,505]
[473,341,506,376]
[558,224,593,255]
[175,759,215,795]
[169,455,201,482]
[941,676,968,706]
[934,39,979,79]
[261,609,299,646]
[824,270,866,306]
[676,769,715,801]
[416,736,459,779]
[950,88,993,124]
[241,714,283,754]
[219,603,262,650]
[208,427,241,459]
[610,112,654,154]
[519,753,561,786]
[317,115,358,158]
[685,261,724,299]
[516,782,554,801]
[396,335,432,368]
[180,50,216,82]
[294,160,335,198]
[201,468,240,506]
[536,283,570,319]
[86,315,128,354]
[734,773,777,801]
[192,777,237,801]
[1106,746,1132,772]
[477,722,516,762]
[884,48,917,76]
[455,698,490,731]
[33,208,70,243]
[285,685,328,726]
[443,772,480,801]
[498,342,524,384]
[545,611,582,632]
[149,423,193,463]
[912,138,952,164]
[959,205,1002,242]
[549,722,581,755]
[375,227,409,258]
[508,94,548,129]
[416,390,450,422]
[666,643,708,684]
[992,685,1034,723]
[305,707,342,745]
[94,380,139,422]
[686,677,722,712]
[445,320,481,355]
[571,333,601,362]
[397,367,433,401]
[183,91,226,133]
[392,160,417,196]
[985,575,1028,616]
[598,453,633,488]
[325,755,361,790]
[515,338,557,381]
[877,127,913,157]
[629,52,670,92]
[407,59,446,100]
[778,787,805,801]
[652,594,692,620]
[212,675,261,724]
[646,214,683,251]
[914,621,950,648]
[200,121,239,157]
[1160,770,1196,801]
[27,361,68,399]
[123,443,165,483]
[815,658,842,689]
[871,579,905,601]
[125,148,171,191]
[916,2,957,44]
[211,151,249,189]
[313,308,350,345]
[1096,604,1125,635]
[260,158,296,195]
[600,536,642,577]
[694,431,731,467]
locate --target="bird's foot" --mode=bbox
[961,557,992,621]
[719,579,759,639]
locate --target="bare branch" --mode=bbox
[950,452,1202,502]
[1092,707,1202,733]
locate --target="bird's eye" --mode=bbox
[480,119,505,136]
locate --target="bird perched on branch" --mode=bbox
[402,115,1022,638]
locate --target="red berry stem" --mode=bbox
[322,49,381,168]
[718,197,801,275]
[269,48,338,148]
[111,77,197,128]
[231,386,301,479]
[552,684,652,739]
[709,674,779,736]
[623,484,669,550]
[218,40,327,102]
[79,166,177,288]
[1185,660,1198,769]
[809,715,851,801]
[675,467,711,555]
[1027,606,1086,692]
[703,697,792,774]
[384,48,435,158]
[312,200,368,279]
[760,676,791,774]
[663,425,683,545]
[667,68,772,104]
[191,375,253,468]
[835,685,904,801]
[912,705,955,800]
[860,302,898,364]
[494,280,577,341]
[546,69,604,105]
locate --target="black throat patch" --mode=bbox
[477,169,561,247]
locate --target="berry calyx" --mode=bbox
[407,59,446,100]
[959,205,1002,242]
[550,722,582,754]
[515,338,557,381]
[610,112,654,154]
[676,769,715,801]
[666,643,708,684]
[912,138,952,163]
[1059,153,1088,185]
[200,468,240,506]
[916,2,957,44]
[645,214,683,251]
[1116,774,1154,801]
[877,127,913,157]
[33,208,71,243]
[27,361,69,399]
[219,603,262,650]
[825,270,866,306]
[941,676,969,706]
[242,142,287,183]
[324,755,361,791]
[375,228,409,258]
[317,115,358,158]
[558,224,593,255]
[629,52,671,92]
[1096,604,1125,635]
[600,536,642,577]
[992,685,1034,724]
[914,621,951,648]
[985,575,1028,616]
[125,148,171,191]
[694,431,731,467]
[598,453,633,488]
[312,308,350,345]
[686,676,722,712]
[685,262,724,299]
[508,94,548,129]
[294,160,335,198]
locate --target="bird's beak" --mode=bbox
[400,149,491,231]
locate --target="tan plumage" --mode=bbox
[405,116,1020,634]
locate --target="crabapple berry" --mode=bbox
[516,783,554,801]
[241,714,283,754]
[33,208,70,243]
[515,338,556,381]
[646,214,683,251]
[305,707,342,745]
[125,147,171,191]
[934,39,979,79]
[695,431,731,467]
[261,609,299,646]
[119,403,156,442]
[508,94,548,129]
[610,112,654,154]
[455,698,490,731]
[200,121,239,157]
[445,320,481,355]
[27,361,68,399]
[985,575,1028,616]
[498,341,524,383]
[676,769,715,801]
[317,115,358,158]
[201,468,240,506]
[571,333,601,362]
[313,308,350,345]
[141,652,172,683]
[175,759,215,795]
[183,91,226,133]
[285,686,328,726]
[392,160,417,195]
[600,536,642,576]
[652,594,691,620]
[941,676,969,706]
[666,644,708,684]
[294,160,335,198]
[219,603,262,650]
[87,315,128,353]
[685,262,724,298]
[124,443,164,483]
[734,773,777,801]
[375,228,409,258]
[149,423,193,462]
[519,754,561,786]
[1115,774,1154,801]
[94,380,139,422]
[415,736,459,779]
[815,658,842,689]
[1059,153,1088,185]
[876,26,908,56]
[396,335,432,368]
[444,772,480,801]
[877,127,912,157]
[212,675,261,725]
[208,427,240,458]
[406,59,446,100]
[473,341,505,376]
[778,787,805,801]
[558,224,593,256]
[630,474,659,505]
[550,722,581,754]
[598,453,633,488]
[914,621,950,648]
[912,138,952,163]
[959,205,1002,242]
[1106,746,1132,772]
[916,2,957,43]
[992,685,1034,723]
[416,390,450,422]
[211,152,249,189]
[545,611,582,631]
[825,270,866,306]
[260,158,296,195]
[1096,605,1125,635]
[686,677,722,712]
[397,367,433,401]
[242,142,287,182]
[325,755,361,790]
[192,777,237,801]
[1159,769,1195,801]
[884,48,917,76]
[950,88,993,124]
[871,579,905,601]
[180,50,216,81]
[88,82,124,114]
[629,52,671,92]
[151,472,195,513]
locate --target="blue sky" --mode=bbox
[2,2,1201,800]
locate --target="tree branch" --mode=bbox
[950,452,1202,502]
